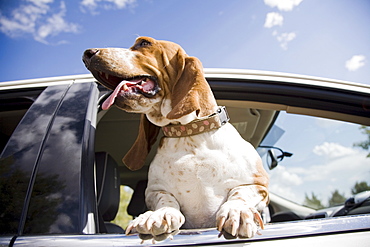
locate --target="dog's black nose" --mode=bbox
[83,48,99,67]
[84,48,99,59]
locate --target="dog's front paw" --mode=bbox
[126,207,185,242]
[216,201,264,239]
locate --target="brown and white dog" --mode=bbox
[83,37,269,241]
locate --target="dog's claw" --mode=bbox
[231,221,238,236]
[165,214,172,228]
[146,218,154,231]
[216,202,265,239]
[125,223,133,235]
[217,216,225,231]
[125,207,184,242]
[253,211,264,230]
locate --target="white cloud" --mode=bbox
[313,142,356,159]
[36,2,79,43]
[345,55,366,71]
[263,1,301,50]
[273,31,296,50]
[264,12,283,28]
[269,143,369,203]
[271,166,303,186]
[80,0,136,14]
[0,0,79,44]
[308,143,366,183]
[0,1,50,37]
[269,166,303,202]
[302,145,369,199]
[264,0,303,11]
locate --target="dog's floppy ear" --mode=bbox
[123,114,160,171]
[166,56,217,120]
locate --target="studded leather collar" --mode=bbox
[162,106,230,138]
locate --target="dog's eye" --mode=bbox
[138,40,151,48]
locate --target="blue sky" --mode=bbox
[0,0,369,84]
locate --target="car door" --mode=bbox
[0,81,99,245]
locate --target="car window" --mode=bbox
[0,83,99,236]
[0,88,44,154]
[0,88,45,235]
[259,111,370,211]
[99,104,370,228]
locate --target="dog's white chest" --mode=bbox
[146,124,260,228]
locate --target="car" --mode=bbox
[1,69,369,246]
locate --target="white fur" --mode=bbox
[111,48,136,70]
[147,123,261,226]
[146,98,199,127]
[126,118,267,239]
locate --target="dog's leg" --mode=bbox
[126,191,185,241]
[216,185,268,239]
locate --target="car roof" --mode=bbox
[1,68,370,93]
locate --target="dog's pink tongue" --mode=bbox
[102,81,127,110]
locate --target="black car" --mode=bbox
[1,69,369,246]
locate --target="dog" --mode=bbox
[83,37,269,241]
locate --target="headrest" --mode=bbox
[95,152,120,221]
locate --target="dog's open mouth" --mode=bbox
[92,70,160,110]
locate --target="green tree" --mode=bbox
[111,186,133,229]
[328,190,346,206]
[353,126,370,157]
[351,181,370,195]
[304,192,324,209]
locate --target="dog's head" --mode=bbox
[83,37,216,120]
[83,37,217,170]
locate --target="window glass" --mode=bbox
[0,88,43,154]
[0,88,48,235]
[1,83,98,235]
[23,83,98,234]
[259,112,370,209]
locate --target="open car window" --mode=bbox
[259,111,370,218]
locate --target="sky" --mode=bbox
[1,0,369,206]
[0,0,369,85]
[263,112,370,206]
